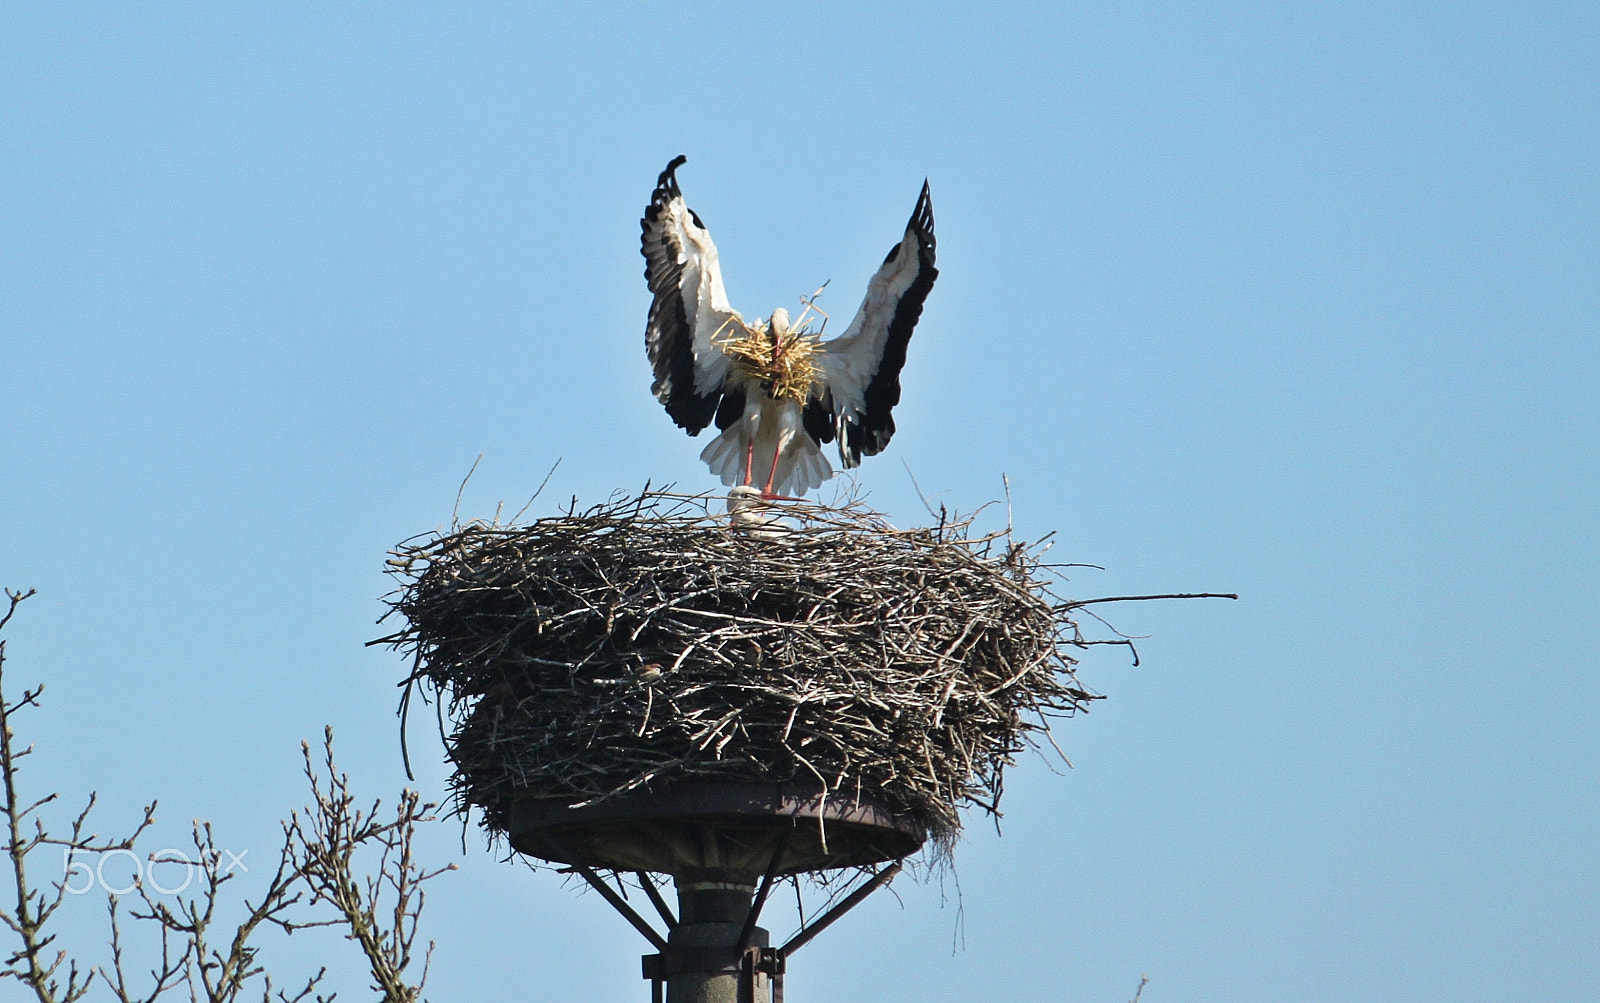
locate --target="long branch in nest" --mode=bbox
[375,489,1101,854]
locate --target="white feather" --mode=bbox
[698,380,835,497]
[698,423,747,487]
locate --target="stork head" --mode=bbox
[727,484,764,514]
[768,307,791,343]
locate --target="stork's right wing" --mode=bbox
[809,181,938,467]
[641,156,740,435]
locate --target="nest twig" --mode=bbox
[375,488,1101,853]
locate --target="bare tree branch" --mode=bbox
[2,587,156,1003]
[289,728,454,1003]
[1,589,453,1003]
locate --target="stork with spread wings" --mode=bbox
[641,155,938,498]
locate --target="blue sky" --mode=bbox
[2,4,1596,1001]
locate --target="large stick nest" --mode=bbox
[376,489,1102,851]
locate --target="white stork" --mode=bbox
[641,155,938,498]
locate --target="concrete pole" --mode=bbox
[668,873,770,1003]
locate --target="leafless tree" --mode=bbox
[0,588,454,1003]
[286,730,453,1003]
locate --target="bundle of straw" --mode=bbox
[714,316,823,402]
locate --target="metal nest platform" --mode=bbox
[509,781,925,876]
[510,782,916,1003]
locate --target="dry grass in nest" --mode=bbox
[374,488,1104,855]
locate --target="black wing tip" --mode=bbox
[908,179,935,246]
[642,156,690,238]
[654,155,688,201]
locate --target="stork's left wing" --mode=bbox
[642,155,740,434]
[808,181,938,468]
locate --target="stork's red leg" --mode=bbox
[761,438,783,498]
[743,432,756,487]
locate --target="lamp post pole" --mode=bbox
[654,873,772,1003]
